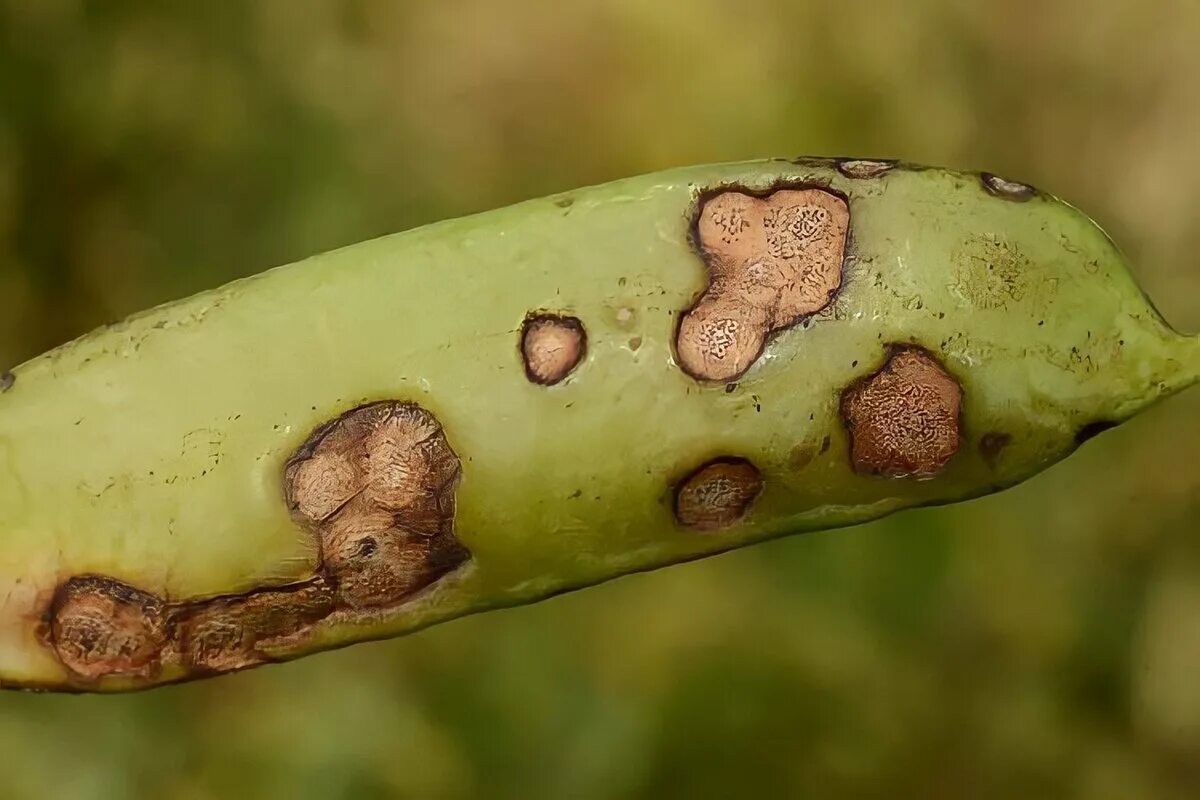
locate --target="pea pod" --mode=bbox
[0,158,1195,692]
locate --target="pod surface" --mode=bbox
[0,158,1195,691]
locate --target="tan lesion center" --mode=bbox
[45,401,470,684]
[840,347,963,478]
[676,188,850,382]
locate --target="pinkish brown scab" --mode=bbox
[677,189,849,382]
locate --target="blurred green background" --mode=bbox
[3,2,1200,798]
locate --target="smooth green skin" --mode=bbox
[0,158,1196,691]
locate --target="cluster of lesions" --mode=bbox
[45,401,470,684]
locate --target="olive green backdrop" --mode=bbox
[2,2,1199,798]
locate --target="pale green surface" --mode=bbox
[4,2,1200,797]
[1,159,1195,689]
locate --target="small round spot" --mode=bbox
[48,576,168,680]
[521,314,586,385]
[837,159,895,179]
[840,347,963,478]
[981,172,1036,201]
[674,457,763,531]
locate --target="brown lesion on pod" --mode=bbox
[840,346,963,478]
[674,457,764,531]
[43,400,471,684]
[520,314,586,385]
[981,172,1037,202]
[285,401,470,610]
[676,188,850,382]
[172,579,334,674]
[837,159,895,179]
[45,575,169,681]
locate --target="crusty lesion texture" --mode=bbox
[676,188,850,382]
[840,347,963,478]
[674,457,764,531]
[285,401,469,609]
[44,401,470,685]
[46,576,170,681]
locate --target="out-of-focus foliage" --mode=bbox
[2,2,1200,798]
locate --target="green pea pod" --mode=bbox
[0,158,1195,692]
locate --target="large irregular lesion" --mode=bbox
[44,400,470,684]
[285,401,469,609]
[676,188,850,382]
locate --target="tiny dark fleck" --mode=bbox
[554,196,574,209]
[938,312,945,319]
[851,360,859,368]
[979,432,1012,467]
[569,489,582,499]
[1038,320,1045,326]
[725,383,738,394]
[1076,420,1118,445]
[618,277,627,287]
[0,371,14,393]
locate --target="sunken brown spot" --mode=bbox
[521,314,586,385]
[979,432,1012,468]
[674,457,763,531]
[173,580,334,673]
[837,159,895,179]
[285,401,469,609]
[48,576,168,680]
[677,188,849,382]
[841,347,963,478]
[981,173,1036,201]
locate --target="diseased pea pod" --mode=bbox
[0,158,1195,693]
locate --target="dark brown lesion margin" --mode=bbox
[520,313,587,386]
[674,182,852,384]
[840,345,964,479]
[41,400,472,686]
[673,456,764,532]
